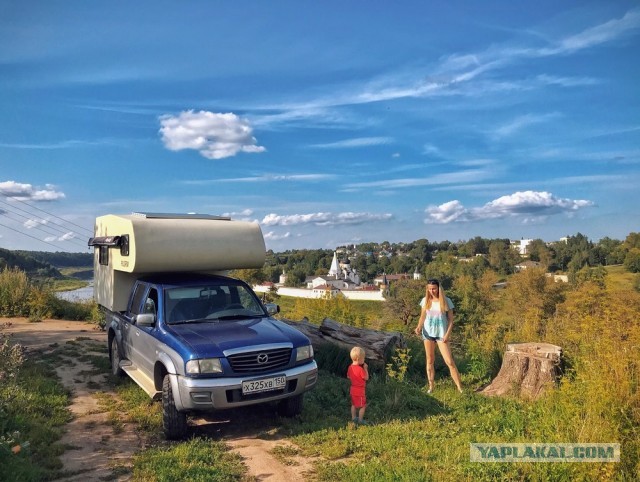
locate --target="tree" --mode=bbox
[597,237,623,265]
[624,248,640,273]
[527,239,551,267]
[383,278,424,326]
[572,265,607,288]
[452,270,499,340]
[285,267,307,287]
[230,268,267,286]
[488,240,519,275]
[623,232,640,249]
[481,268,566,351]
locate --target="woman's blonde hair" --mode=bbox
[350,346,365,363]
[425,279,448,311]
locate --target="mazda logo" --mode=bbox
[257,353,269,364]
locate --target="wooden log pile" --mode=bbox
[479,342,563,400]
[281,317,406,363]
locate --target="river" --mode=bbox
[56,284,94,302]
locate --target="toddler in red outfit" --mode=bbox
[347,346,369,424]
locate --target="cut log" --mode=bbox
[280,317,405,363]
[480,342,562,399]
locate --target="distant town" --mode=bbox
[254,233,637,301]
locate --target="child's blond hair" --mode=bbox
[350,346,365,363]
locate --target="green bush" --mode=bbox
[0,268,31,317]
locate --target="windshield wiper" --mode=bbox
[214,314,263,321]
[170,318,207,325]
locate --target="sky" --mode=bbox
[0,1,639,254]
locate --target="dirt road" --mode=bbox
[3,317,317,481]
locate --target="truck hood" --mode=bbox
[163,317,309,358]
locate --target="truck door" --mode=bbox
[134,287,160,375]
[123,282,148,362]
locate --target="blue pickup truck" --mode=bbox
[106,273,318,439]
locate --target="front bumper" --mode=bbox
[171,361,318,411]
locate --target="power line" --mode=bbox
[0,220,79,252]
[0,189,93,236]
[0,199,88,250]
[0,189,94,252]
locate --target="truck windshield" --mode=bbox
[164,283,266,324]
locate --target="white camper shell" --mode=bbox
[90,213,266,312]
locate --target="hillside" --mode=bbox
[0,248,93,282]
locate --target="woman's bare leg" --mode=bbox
[437,340,463,392]
[423,339,436,391]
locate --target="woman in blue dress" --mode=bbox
[414,279,463,393]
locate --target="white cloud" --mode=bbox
[425,191,594,224]
[311,137,393,149]
[24,218,49,229]
[159,110,265,159]
[262,212,393,227]
[45,232,75,242]
[345,168,493,190]
[263,231,292,241]
[536,74,599,87]
[493,113,561,138]
[0,181,66,201]
[553,9,640,54]
[183,173,336,185]
[233,9,640,132]
[221,209,253,217]
[425,200,469,224]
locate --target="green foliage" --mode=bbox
[0,323,26,384]
[0,268,31,317]
[477,267,566,352]
[0,351,72,482]
[0,248,63,279]
[228,268,267,285]
[383,278,423,326]
[132,438,246,481]
[314,343,353,377]
[385,347,412,382]
[0,266,98,323]
[623,247,640,273]
[283,295,382,328]
[571,264,607,288]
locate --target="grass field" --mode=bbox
[604,264,636,291]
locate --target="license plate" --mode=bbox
[242,375,286,395]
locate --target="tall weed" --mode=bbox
[0,268,31,317]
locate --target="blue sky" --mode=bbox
[0,1,638,254]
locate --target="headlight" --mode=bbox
[186,358,223,374]
[295,345,314,362]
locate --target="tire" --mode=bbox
[110,336,125,377]
[277,394,304,417]
[162,374,188,440]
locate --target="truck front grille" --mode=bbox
[227,348,292,373]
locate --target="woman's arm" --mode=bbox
[443,309,454,343]
[414,308,426,335]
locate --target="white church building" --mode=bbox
[254,251,385,301]
[305,251,361,290]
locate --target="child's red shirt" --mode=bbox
[347,364,367,396]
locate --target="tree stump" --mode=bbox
[280,317,405,363]
[480,342,562,400]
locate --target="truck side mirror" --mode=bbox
[136,313,156,327]
[264,303,280,316]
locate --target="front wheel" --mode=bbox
[110,336,124,377]
[162,375,188,440]
[277,394,304,417]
